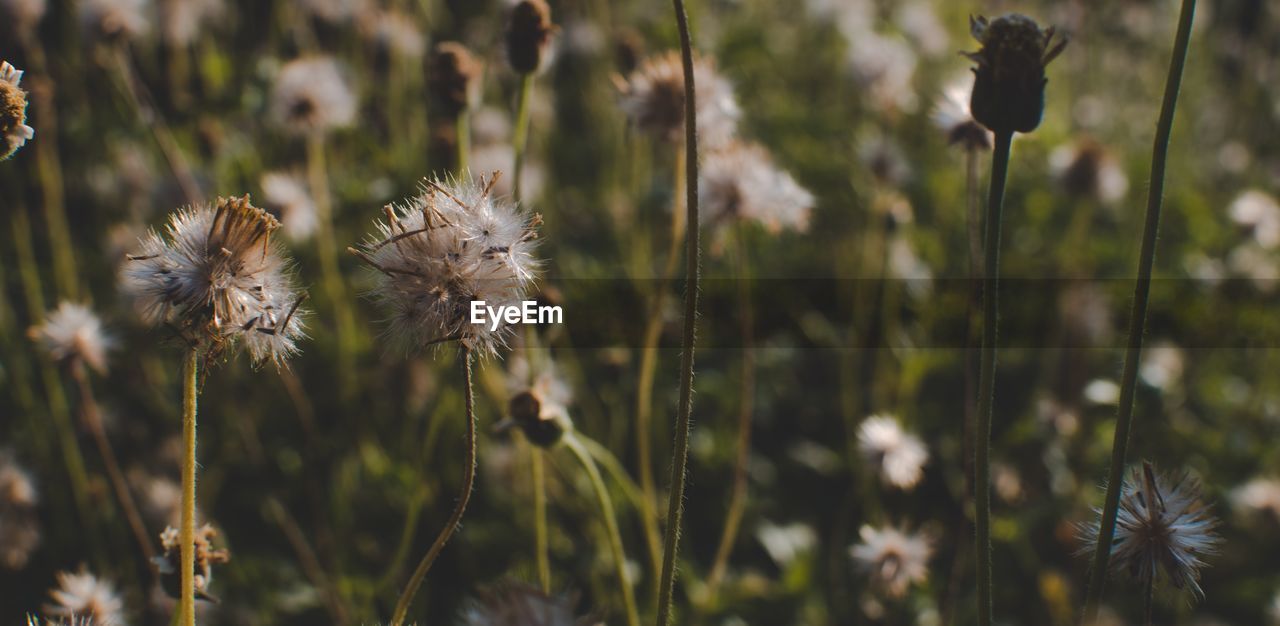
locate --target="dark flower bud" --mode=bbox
[964,14,1066,135]
[430,42,481,119]
[508,390,567,448]
[505,0,557,75]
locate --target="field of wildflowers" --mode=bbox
[2,0,1280,624]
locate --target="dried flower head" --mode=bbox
[1078,462,1221,600]
[0,452,41,569]
[1049,138,1128,204]
[1,61,34,160]
[154,524,230,603]
[28,302,114,374]
[504,354,573,447]
[353,173,541,357]
[616,51,740,149]
[78,0,150,41]
[260,171,318,242]
[431,42,482,119]
[857,414,928,490]
[849,525,931,598]
[459,581,597,626]
[699,142,813,249]
[121,195,307,367]
[44,568,126,625]
[269,57,356,136]
[505,0,557,75]
[964,14,1066,134]
[932,74,991,151]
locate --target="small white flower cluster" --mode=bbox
[857,414,929,491]
[849,525,932,598]
[460,582,595,626]
[355,174,540,357]
[699,142,814,249]
[269,56,357,137]
[29,302,114,374]
[616,50,740,150]
[122,195,307,366]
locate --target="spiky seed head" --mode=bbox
[505,0,557,75]
[354,173,541,358]
[269,56,356,136]
[43,568,126,626]
[1077,462,1221,600]
[459,581,598,626]
[430,42,482,119]
[857,414,928,491]
[154,524,230,603]
[0,61,34,160]
[964,14,1066,134]
[121,195,308,367]
[616,51,740,149]
[849,525,931,598]
[29,302,114,374]
[504,355,572,447]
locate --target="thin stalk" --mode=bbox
[112,46,202,206]
[306,134,359,398]
[580,434,648,513]
[1142,574,1154,626]
[533,448,551,593]
[456,110,471,174]
[975,129,1013,626]
[70,360,156,569]
[1082,0,1197,620]
[565,434,641,626]
[512,74,534,201]
[390,348,477,626]
[656,0,701,621]
[180,348,199,626]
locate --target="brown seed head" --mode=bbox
[430,42,482,118]
[505,0,556,75]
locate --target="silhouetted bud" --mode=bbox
[505,0,556,75]
[964,14,1066,134]
[430,42,481,119]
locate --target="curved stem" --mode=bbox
[1082,0,1197,620]
[512,74,534,202]
[532,447,551,593]
[656,0,701,621]
[565,434,640,626]
[390,348,477,626]
[180,348,199,626]
[580,435,648,516]
[975,129,1013,626]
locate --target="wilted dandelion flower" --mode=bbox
[965,14,1067,134]
[503,354,572,447]
[154,524,230,603]
[1049,138,1128,204]
[1078,462,1221,600]
[1229,189,1280,249]
[430,42,482,119]
[857,414,928,490]
[932,74,991,151]
[269,57,356,136]
[44,569,126,626]
[121,195,308,366]
[616,51,740,149]
[459,582,597,626]
[28,302,113,374]
[849,525,931,598]
[699,142,813,243]
[78,0,150,41]
[505,0,557,75]
[260,171,318,242]
[0,452,40,569]
[1,61,34,160]
[352,173,541,357]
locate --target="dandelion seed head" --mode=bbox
[0,452,40,569]
[699,142,812,249]
[847,31,919,114]
[1229,189,1280,249]
[44,569,126,626]
[459,581,596,626]
[357,173,541,358]
[505,0,557,75]
[1077,463,1221,600]
[260,171,318,242]
[849,525,931,598]
[269,57,356,137]
[29,302,114,374]
[1,61,34,160]
[857,414,928,490]
[121,195,307,367]
[430,42,482,119]
[78,0,150,41]
[617,51,739,149]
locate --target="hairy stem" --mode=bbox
[390,348,477,626]
[456,110,471,174]
[1082,0,1197,620]
[656,0,701,621]
[566,434,640,626]
[512,74,534,202]
[180,348,199,626]
[533,448,551,593]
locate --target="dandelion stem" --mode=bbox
[566,434,641,626]
[390,348,477,626]
[456,110,471,174]
[656,0,701,620]
[307,135,359,400]
[512,74,535,202]
[1082,0,1197,620]
[532,447,552,593]
[1142,574,1155,626]
[180,347,199,626]
[975,129,1013,626]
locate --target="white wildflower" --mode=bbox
[857,414,928,490]
[616,51,739,149]
[849,525,931,597]
[269,57,357,136]
[28,302,113,374]
[44,569,127,626]
[260,171,318,241]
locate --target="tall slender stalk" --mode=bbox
[565,434,641,626]
[307,135,359,398]
[390,348,477,626]
[512,74,534,201]
[456,111,471,174]
[112,46,202,206]
[180,348,199,626]
[656,0,701,621]
[1082,0,1197,620]
[975,129,1013,626]
[532,448,551,593]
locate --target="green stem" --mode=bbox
[533,447,551,593]
[512,74,534,202]
[656,0,701,621]
[1082,0,1197,620]
[456,110,471,174]
[307,135,359,399]
[566,434,640,626]
[180,348,199,626]
[975,129,1013,626]
[580,435,648,514]
[390,348,477,626]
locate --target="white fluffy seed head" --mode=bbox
[849,525,931,598]
[260,171,318,241]
[857,414,928,491]
[699,142,813,247]
[269,56,357,137]
[78,0,150,41]
[44,569,127,626]
[0,451,41,570]
[1,61,34,161]
[460,581,594,626]
[29,302,114,374]
[616,50,739,149]
[121,195,307,367]
[356,172,541,358]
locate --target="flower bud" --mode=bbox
[509,390,568,448]
[430,42,481,119]
[964,14,1066,135]
[505,0,556,75]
